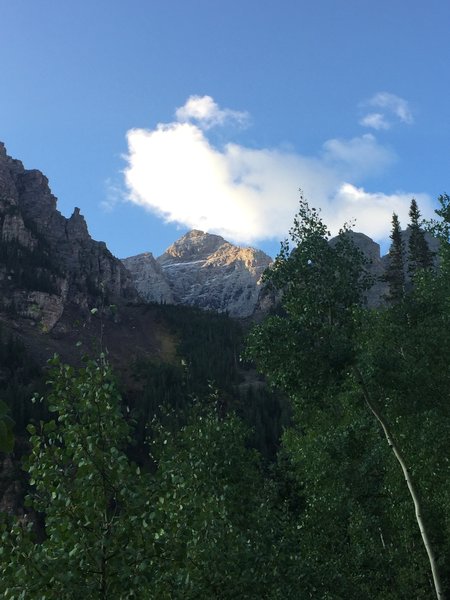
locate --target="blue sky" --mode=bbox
[1,1,449,259]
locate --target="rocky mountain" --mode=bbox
[0,141,137,334]
[124,228,441,318]
[123,230,273,318]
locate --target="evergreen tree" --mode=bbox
[384,213,406,303]
[408,198,433,274]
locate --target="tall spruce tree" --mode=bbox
[408,198,433,274]
[385,212,406,303]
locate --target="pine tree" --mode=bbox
[385,213,406,303]
[408,198,433,274]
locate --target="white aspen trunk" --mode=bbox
[354,367,446,600]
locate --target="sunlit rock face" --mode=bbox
[124,230,273,318]
[0,141,137,330]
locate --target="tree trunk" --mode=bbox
[354,367,446,600]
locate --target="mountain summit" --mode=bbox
[123,230,273,318]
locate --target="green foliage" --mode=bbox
[0,400,14,453]
[238,384,291,461]
[247,196,450,597]
[247,196,370,401]
[0,239,59,295]
[384,212,405,303]
[145,399,303,598]
[158,304,243,395]
[128,304,288,463]
[1,356,152,598]
[0,330,44,433]
[0,356,303,598]
[355,280,450,596]
[407,198,433,274]
[425,193,450,267]
[3,194,449,597]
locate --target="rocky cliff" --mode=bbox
[0,142,137,332]
[121,252,174,305]
[123,230,273,318]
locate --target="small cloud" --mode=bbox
[175,95,249,130]
[370,92,413,124]
[101,178,125,212]
[359,112,390,130]
[361,92,413,130]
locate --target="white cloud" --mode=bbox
[361,92,413,130]
[123,96,432,245]
[101,178,125,212]
[333,184,432,238]
[370,92,413,124]
[174,95,249,129]
[322,133,395,178]
[359,112,390,130]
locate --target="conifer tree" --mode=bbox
[408,198,433,274]
[385,212,405,303]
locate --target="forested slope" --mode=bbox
[1,196,449,599]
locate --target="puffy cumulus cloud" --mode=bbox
[361,92,413,130]
[123,96,431,245]
[175,95,249,129]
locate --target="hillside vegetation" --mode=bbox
[1,196,450,598]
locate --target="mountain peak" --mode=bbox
[123,230,273,318]
[158,229,228,265]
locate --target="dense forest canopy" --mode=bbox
[1,195,450,598]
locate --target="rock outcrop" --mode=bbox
[122,252,174,305]
[123,230,273,318]
[0,141,137,331]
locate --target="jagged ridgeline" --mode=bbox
[0,141,136,330]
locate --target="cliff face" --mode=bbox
[123,230,273,318]
[121,252,174,305]
[0,142,137,331]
